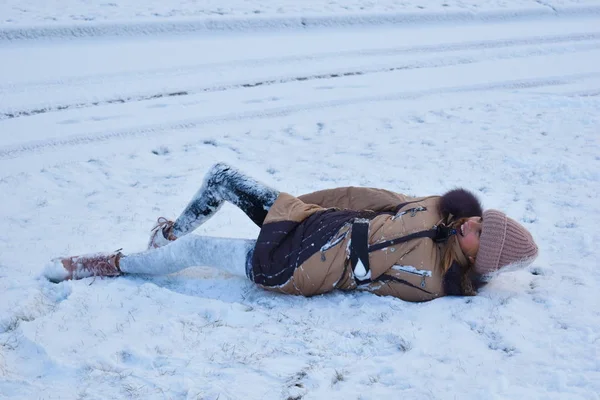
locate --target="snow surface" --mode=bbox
[1,0,598,26]
[1,0,600,399]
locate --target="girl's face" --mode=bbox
[457,216,483,264]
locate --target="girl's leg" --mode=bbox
[173,163,279,235]
[46,163,270,282]
[150,163,279,248]
[122,235,256,277]
[45,235,256,282]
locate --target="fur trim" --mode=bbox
[439,188,483,219]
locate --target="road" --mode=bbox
[1,16,599,164]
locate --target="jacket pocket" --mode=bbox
[391,265,432,288]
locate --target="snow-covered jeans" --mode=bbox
[120,235,257,277]
[119,163,279,278]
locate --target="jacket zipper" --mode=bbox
[391,265,431,288]
[392,206,427,220]
[320,230,349,261]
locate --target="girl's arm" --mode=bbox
[298,186,409,212]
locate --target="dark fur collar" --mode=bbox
[439,188,483,219]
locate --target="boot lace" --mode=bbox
[155,217,175,240]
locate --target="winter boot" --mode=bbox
[147,217,177,249]
[44,251,122,283]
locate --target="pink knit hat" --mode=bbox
[474,209,539,275]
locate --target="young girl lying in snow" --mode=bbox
[45,163,538,302]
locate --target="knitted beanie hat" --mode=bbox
[474,209,539,275]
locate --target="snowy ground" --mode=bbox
[1,1,600,399]
[1,0,598,26]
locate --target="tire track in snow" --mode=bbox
[2,32,600,120]
[1,72,598,160]
[1,6,599,42]
[3,31,599,92]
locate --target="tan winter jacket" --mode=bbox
[250,187,454,302]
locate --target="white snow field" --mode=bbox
[1,0,599,26]
[1,0,600,399]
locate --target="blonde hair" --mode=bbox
[441,217,478,296]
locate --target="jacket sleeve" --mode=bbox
[298,186,408,212]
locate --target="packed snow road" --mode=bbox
[0,16,599,163]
